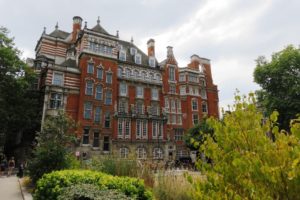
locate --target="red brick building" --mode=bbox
[33,16,219,161]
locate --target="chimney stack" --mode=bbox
[167,46,174,58]
[147,39,155,57]
[72,16,82,42]
[189,54,201,70]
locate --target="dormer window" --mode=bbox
[135,54,142,65]
[119,50,126,61]
[149,57,155,67]
[130,47,137,55]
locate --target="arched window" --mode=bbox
[85,80,93,95]
[137,147,147,159]
[153,147,163,159]
[125,68,131,78]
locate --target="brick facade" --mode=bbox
[33,16,219,161]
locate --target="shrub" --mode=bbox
[34,169,153,200]
[57,183,132,200]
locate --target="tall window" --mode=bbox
[106,72,112,84]
[97,68,103,80]
[134,70,139,79]
[137,148,147,159]
[152,121,163,139]
[151,104,159,116]
[141,71,147,80]
[105,90,112,105]
[136,120,148,139]
[118,118,131,139]
[95,85,102,100]
[104,112,110,128]
[118,67,123,77]
[94,107,101,123]
[153,148,163,159]
[136,102,144,115]
[119,83,127,96]
[164,98,169,110]
[169,66,175,81]
[180,86,186,95]
[171,99,176,113]
[130,47,137,55]
[119,50,126,61]
[52,72,63,86]
[202,102,208,113]
[120,147,129,158]
[82,128,89,145]
[188,73,198,83]
[177,115,182,125]
[172,114,176,124]
[201,89,207,99]
[50,93,62,109]
[193,114,199,125]
[103,136,110,151]
[118,99,128,113]
[135,54,142,64]
[177,99,181,112]
[85,80,93,96]
[149,57,155,67]
[136,86,144,98]
[93,132,99,147]
[87,63,94,74]
[151,88,158,100]
[84,102,92,119]
[192,99,198,111]
[149,73,154,81]
[170,85,176,94]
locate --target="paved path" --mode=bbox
[0,176,23,200]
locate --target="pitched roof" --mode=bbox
[90,24,110,35]
[118,40,159,68]
[60,59,77,68]
[48,29,70,40]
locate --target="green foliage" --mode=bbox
[254,45,300,130]
[86,156,139,177]
[184,119,214,150]
[34,169,153,200]
[27,111,77,183]
[57,184,132,200]
[193,93,300,199]
[0,27,41,155]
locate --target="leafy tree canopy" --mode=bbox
[0,27,41,156]
[192,93,300,200]
[254,45,300,130]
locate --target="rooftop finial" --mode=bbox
[97,16,100,25]
[131,36,134,43]
[116,30,119,38]
[55,22,58,30]
[43,27,46,35]
[84,21,87,29]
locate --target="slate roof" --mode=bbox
[90,24,111,36]
[48,29,70,40]
[60,59,77,68]
[118,40,159,69]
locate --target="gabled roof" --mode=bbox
[48,29,70,40]
[90,24,110,35]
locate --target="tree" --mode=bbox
[254,45,300,130]
[0,27,41,157]
[27,111,78,183]
[184,119,214,151]
[192,93,300,200]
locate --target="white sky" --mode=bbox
[1,0,300,110]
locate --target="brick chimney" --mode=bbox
[188,54,201,70]
[72,16,82,42]
[147,39,155,57]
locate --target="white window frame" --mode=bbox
[119,50,126,61]
[149,57,156,67]
[94,107,101,123]
[151,88,159,100]
[136,86,144,98]
[52,72,64,86]
[193,114,199,125]
[169,66,175,81]
[120,147,129,158]
[87,63,94,74]
[202,102,208,113]
[97,67,103,80]
[153,147,163,159]
[49,93,62,109]
[95,85,103,100]
[85,80,93,96]
[106,72,112,84]
[84,102,92,119]
[192,99,198,111]
[137,148,147,159]
[130,47,137,55]
[105,90,112,105]
[119,82,127,96]
[135,54,142,65]
[179,74,185,82]
[180,86,186,95]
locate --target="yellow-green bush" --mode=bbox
[34,170,153,200]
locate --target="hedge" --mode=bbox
[57,183,132,200]
[34,170,153,200]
